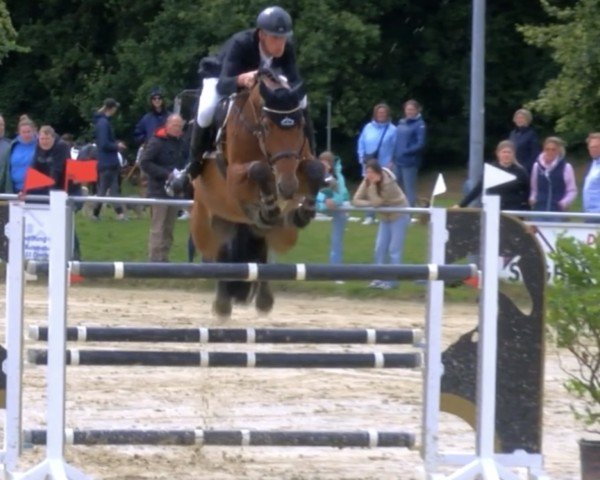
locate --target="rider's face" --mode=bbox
[259,30,287,58]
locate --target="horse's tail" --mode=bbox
[224,224,268,303]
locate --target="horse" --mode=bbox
[190,69,324,318]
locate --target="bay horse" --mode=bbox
[190,69,324,318]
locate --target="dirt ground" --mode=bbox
[0,284,585,479]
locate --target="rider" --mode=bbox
[174,5,314,191]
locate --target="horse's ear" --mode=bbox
[291,82,304,102]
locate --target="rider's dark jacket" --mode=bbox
[200,29,305,98]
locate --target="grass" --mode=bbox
[67,175,480,303]
[21,165,547,304]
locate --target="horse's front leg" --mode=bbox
[247,161,280,225]
[255,281,274,314]
[290,158,325,228]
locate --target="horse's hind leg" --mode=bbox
[213,279,233,320]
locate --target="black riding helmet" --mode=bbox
[256,6,293,37]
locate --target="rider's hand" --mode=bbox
[237,71,258,89]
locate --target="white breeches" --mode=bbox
[196,78,220,127]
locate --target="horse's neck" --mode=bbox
[225,91,263,159]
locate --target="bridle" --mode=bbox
[232,79,307,168]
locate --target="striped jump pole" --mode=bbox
[28,326,423,346]
[24,429,415,448]
[27,349,422,369]
[26,261,478,282]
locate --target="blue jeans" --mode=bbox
[329,210,348,264]
[374,215,410,286]
[92,168,124,217]
[395,166,418,207]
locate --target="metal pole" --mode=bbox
[326,95,332,151]
[468,0,486,191]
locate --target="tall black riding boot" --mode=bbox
[170,123,213,195]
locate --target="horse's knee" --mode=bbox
[248,161,272,186]
[302,159,326,192]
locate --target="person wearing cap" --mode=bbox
[91,98,127,221]
[133,87,170,146]
[176,5,312,190]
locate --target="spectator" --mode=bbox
[140,114,187,262]
[28,125,69,195]
[393,99,426,207]
[0,114,10,162]
[91,98,127,221]
[529,136,577,220]
[582,132,600,222]
[60,133,79,160]
[315,151,349,271]
[356,103,396,224]
[352,159,409,290]
[508,108,540,174]
[0,115,37,193]
[133,87,170,147]
[457,140,530,211]
[30,126,82,259]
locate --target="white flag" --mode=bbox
[432,173,447,197]
[483,163,516,191]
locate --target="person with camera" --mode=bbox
[140,114,187,262]
[352,159,409,290]
[356,103,396,224]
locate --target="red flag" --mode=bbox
[64,159,98,189]
[23,168,55,192]
[463,276,480,289]
[69,273,84,284]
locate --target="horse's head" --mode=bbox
[253,69,306,199]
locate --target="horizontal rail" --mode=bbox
[28,326,423,345]
[26,261,478,282]
[23,429,415,448]
[27,349,422,369]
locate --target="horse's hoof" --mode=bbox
[259,207,281,227]
[212,298,232,320]
[255,292,274,315]
[292,208,314,228]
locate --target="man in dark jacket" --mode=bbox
[178,5,310,189]
[133,88,170,146]
[28,125,70,196]
[140,114,187,262]
[91,98,127,220]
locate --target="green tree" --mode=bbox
[0,0,553,171]
[519,0,600,143]
[0,0,25,63]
